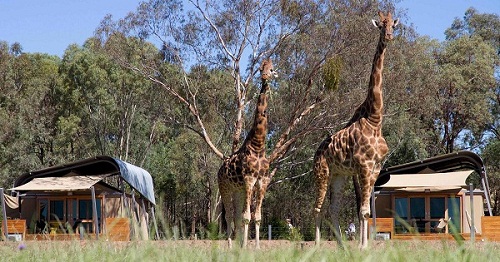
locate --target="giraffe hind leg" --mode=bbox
[329,175,347,247]
[220,188,235,248]
[234,189,246,248]
[313,156,330,246]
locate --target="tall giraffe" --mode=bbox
[218,58,277,248]
[313,11,398,249]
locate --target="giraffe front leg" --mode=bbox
[358,168,376,249]
[254,177,270,249]
[242,177,257,248]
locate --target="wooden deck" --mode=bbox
[25,234,98,241]
[368,217,495,242]
[4,218,131,241]
[392,233,481,241]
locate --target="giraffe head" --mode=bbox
[259,58,278,80]
[372,11,399,41]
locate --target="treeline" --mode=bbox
[1,0,499,240]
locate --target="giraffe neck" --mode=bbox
[365,35,387,125]
[346,35,387,128]
[243,79,269,153]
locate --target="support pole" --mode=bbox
[140,199,149,240]
[151,206,160,240]
[91,186,99,240]
[481,175,492,216]
[102,193,107,235]
[1,188,8,240]
[131,190,139,239]
[469,183,475,242]
[268,224,272,240]
[371,189,376,239]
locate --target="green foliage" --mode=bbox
[321,56,342,91]
[288,227,303,242]
[199,221,224,240]
[267,217,291,240]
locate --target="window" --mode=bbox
[448,197,461,232]
[37,197,102,234]
[393,195,461,234]
[394,198,408,233]
[50,200,64,221]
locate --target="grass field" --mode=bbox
[1,240,499,261]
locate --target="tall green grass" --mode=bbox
[1,240,499,261]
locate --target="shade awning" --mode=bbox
[13,156,156,205]
[113,158,155,205]
[379,170,474,190]
[11,174,109,191]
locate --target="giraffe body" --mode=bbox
[313,11,397,249]
[218,58,277,248]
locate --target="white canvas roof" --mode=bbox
[11,174,109,191]
[379,170,474,191]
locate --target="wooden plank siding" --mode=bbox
[481,216,500,241]
[368,218,394,239]
[105,217,130,241]
[2,219,26,240]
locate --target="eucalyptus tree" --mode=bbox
[448,8,500,215]
[95,0,330,229]
[0,42,62,187]
[437,8,499,153]
[58,39,164,164]
[435,36,497,153]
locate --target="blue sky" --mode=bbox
[0,0,499,57]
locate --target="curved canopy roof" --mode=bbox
[376,150,486,187]
[13,156,155,205]
[375,150,491,215]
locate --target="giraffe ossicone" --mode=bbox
[312,11,397,249]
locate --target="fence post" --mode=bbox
[268,224,271,240]
[470,183,475,243]
[1,188,8,240]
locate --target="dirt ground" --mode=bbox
[104,239,415,250]
[135,239,500,251]
[6,239,499,252]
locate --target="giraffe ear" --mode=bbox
[393,19,399,27]
[372,19,380,28]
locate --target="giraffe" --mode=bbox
[218,58,277,248]
[312,11,398,249]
